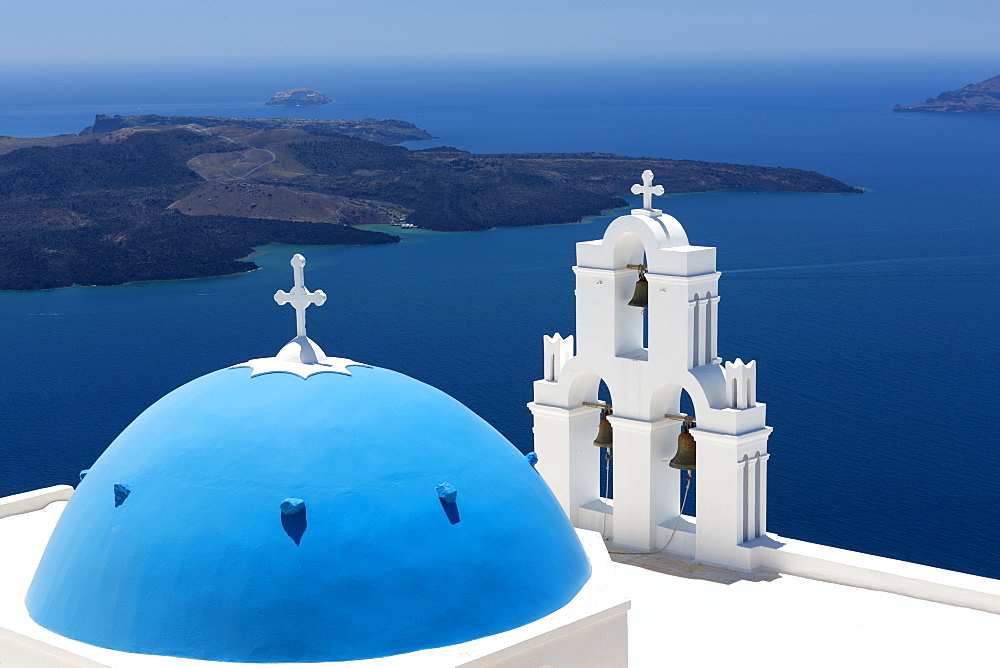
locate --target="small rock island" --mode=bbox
[265,88,334,107]
[893,74,1000,113]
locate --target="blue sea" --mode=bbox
[1,53,997,578]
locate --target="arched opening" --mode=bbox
[612,232,647,360]
[596,379,613,501]
[561,371,616,538]
[692,293,701,368]
[754,450,762,537]
[741,454,750,542]
[704,291,713,365]
[611,230,645,269]
[640,252,649,350]
[648,383,699,526]
[678,389,697,518]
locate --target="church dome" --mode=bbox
[26,256,591,663]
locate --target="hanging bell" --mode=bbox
[593,410,613,448]
[669,423,697,470]
[627,270,648,308]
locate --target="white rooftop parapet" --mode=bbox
[542,334,574,382]
[0,486,74,520]
[724,359,757,409]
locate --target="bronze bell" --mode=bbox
[627,271,648,308]
[669,423,696,470]
[593,410,613,448]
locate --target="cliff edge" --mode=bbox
[893,75,1000,113]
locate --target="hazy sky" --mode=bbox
[3,0,999,63]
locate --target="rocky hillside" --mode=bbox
[893,75,1000,113]
[79,114,433,144]
[0,128,399,290]
[0,119,861,290]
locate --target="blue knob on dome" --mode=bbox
[113,483,131,507]
[79,469,90,481]
[525,452,539,468]
[280,498,306,515]
[436,483,457,504]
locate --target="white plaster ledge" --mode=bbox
[581,498,614,515]
[0,486,74,520]
[744,534,1000,615]
[0,627,110,668]
[654,515,696,559]
[526,402,596,420]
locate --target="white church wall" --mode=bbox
[605,415,678,552]
[0,486,74,520]
[0,627,110,668]
[577,498,614,536]
[459,609,628,668]
[529,402,602,527]
[744,535,1000,615]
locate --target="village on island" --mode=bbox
[0,172,997,667]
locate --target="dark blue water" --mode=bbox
[1,54,997,578]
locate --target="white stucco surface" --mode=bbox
[613,549,999,668]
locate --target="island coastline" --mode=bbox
[0,117,862,291]
[893,74,1000,113]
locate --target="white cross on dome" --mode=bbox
[232,253,368,377]
[274,254,327,338]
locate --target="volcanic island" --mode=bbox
[0,114,862,290]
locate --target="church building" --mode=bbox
[0,172,996,667]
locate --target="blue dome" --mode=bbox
[27,365,590,663]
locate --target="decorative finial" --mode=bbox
[230,253,370,378]
[274,254,327,338]
[630,169,665,216]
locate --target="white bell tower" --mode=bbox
[528,171,772,571]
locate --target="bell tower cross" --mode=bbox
[631,169,665,215]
